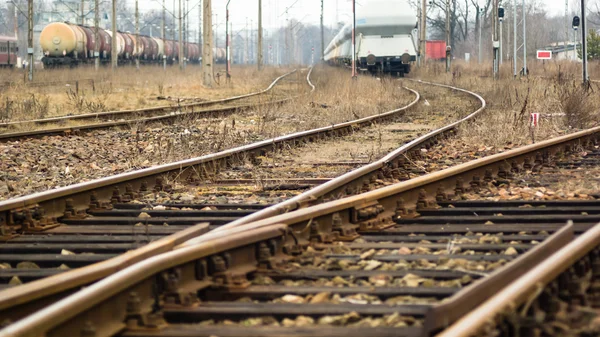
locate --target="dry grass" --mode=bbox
[0,65,290,122]
[411,60,600,149]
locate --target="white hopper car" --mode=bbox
[324,0,418,76]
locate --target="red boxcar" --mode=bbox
[426,40,447,61]
[0,36,18,68]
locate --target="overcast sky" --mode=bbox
[134,0,569,36]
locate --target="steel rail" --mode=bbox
[0,171,577,336]
[0,224,290,337]
[436,220,600,337]
[165,127,600,330]
[0,70,296,128]
[182,78,486,244]
[0,67,418,321]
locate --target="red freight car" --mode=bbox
[0,36,18,68]
[426,40,447,61]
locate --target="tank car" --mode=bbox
[39,22,204,67]
[0,36,18,68]
[324,0,418,76]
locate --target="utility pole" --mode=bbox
[351,0,356,77]
[95,0,100,70]
[198,1,202,52]
[135,0,140,69]
[245,17,248,64]
[565,0,569,60]
[202,0,213,86]
[581,0,588,85]
[258,0,263,70]
[179,0,183,70]
[111,0,117,70]
[499,7,503,65]
[27,0,33,81]
[13,1,17,39]
[185,0,189,69]
[445,0,450,73]
[419,0,427,65]
[522,0,526,76]
[513,0,517,77]
[478,8,483,64]
[226,0,231,79]
[81,0,85,25]
[320,0,324,60]
[493,0,499,78]
[163,0,167,70]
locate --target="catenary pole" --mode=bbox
[95,0,100,70]
[478,8,482,64]
[445,0,450,72]
[513,0,517,77]
[135,0,140,69]
[226,0,231,79]
[258,0,263,70]
[320,0,324,60]
[351,0,356,77]
[202,0,213,86]
[162,0,166,70]
[179,0,183,70]
[27,0,33,81]
[111,0,117,70]
[581,0,588,84]
[420,0,427,65]
[522,0,526,76]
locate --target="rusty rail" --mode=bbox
[2,124,593,336]
[0,70,295,129]
[0,71,300,142]
[7,81,600,336]
[181,78,485,244]
[436,220,600,337]
[0,66,419,321]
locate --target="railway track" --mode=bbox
[0,77,488,331]
[0,70,299,142]
[5,123,600,336]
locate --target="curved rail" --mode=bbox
[8,125,600,337]
[182,78,485,242]
[437,220,600,337]
[0,66,412,323]
[0,70,296,128]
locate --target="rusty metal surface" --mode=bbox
[0,67,411,225]
[0,224,288,337]
[0,222,210,323]
[0,70,296,129]
[436,221,600,337]
[192,79,485,245]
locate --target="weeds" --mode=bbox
[559,84,595,129]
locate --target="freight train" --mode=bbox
[0,36,18,68]
[323,0,418,76]
[39,22,225,68]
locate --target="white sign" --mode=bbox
[530,113,540,127]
